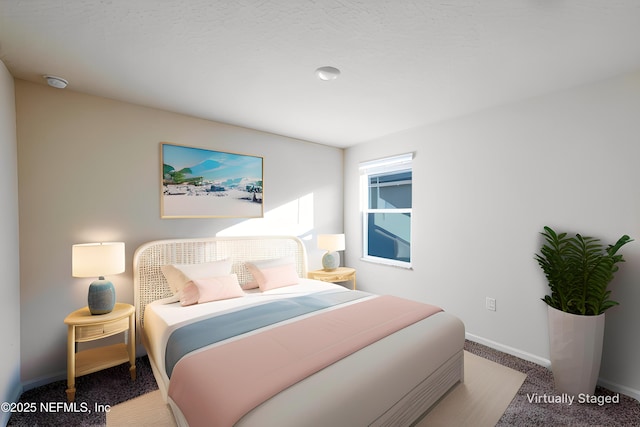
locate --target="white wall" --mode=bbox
[16,80,344,387]
[0,61,21,425]
[344,72,640,399]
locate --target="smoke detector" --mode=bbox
[315,66,340,81]
[43,75,68,89]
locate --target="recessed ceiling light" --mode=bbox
[43,75,68,89]
[315,66,340,81]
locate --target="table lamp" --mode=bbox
[318,234,345,271]
[72,242,125,315]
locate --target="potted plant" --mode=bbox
[535,226,632,396]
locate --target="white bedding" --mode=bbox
[143,279,359,395]
[235,311,464,427]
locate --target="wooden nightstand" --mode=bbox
[64,302,136,401]
[308,267,357,290]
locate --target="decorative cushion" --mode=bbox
[241,280,260,290]
[245,257,299,291]
[161,259,232,295]
[180,274,245,306]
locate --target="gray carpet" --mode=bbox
[8,341,640,426]
[8,356,158,426]
[464,341,640,426]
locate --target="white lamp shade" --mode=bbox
[72,242,125,278]
[318,234,345,252]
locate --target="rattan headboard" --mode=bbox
[133,235,308,331]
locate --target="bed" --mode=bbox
[133,235,464,427]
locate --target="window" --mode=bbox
[360,153,413,268]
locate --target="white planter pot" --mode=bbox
[547,305,605,396]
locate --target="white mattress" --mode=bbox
[142,279,464,426]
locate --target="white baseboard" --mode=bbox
[21,370,66,392]
[466,333,640,402]
[597,377,640,402]
[465,332,551,368]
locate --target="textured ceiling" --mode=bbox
[1,1,640,147]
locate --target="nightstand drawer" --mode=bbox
[103,317,129,335]
[75,317,129,341]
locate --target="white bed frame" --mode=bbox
[133,235,308,334]
[133,235,464,427]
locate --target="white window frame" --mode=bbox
[359,153,413,268]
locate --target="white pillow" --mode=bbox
[161,259,232,295]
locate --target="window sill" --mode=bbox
[360,257,413,270]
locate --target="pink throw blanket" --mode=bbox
[168,295,442,427]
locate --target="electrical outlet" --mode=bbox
[486,297,496,311]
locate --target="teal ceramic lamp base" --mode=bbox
[88,276,116,315]
[322,251,340,271]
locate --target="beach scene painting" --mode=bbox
[161,143,263,218]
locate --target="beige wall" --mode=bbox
[16,80,344,387]
[0,61,21,424]
[345,71,640,399]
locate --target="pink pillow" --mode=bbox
[180,274,245,306]
[161,259,232,295]
[246,258,299,291]
[241,281,259,291]
[243,257,295,290]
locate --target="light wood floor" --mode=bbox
[108,390,176,427]
[415,351,526,426]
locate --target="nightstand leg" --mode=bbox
[66,325,76,402]
[66,387,76,402]
[128,312,136,380]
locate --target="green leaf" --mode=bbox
[534,226,633,315]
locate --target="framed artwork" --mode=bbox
[161,143,263,218]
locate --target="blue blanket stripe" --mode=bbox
[165,290,369,378]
